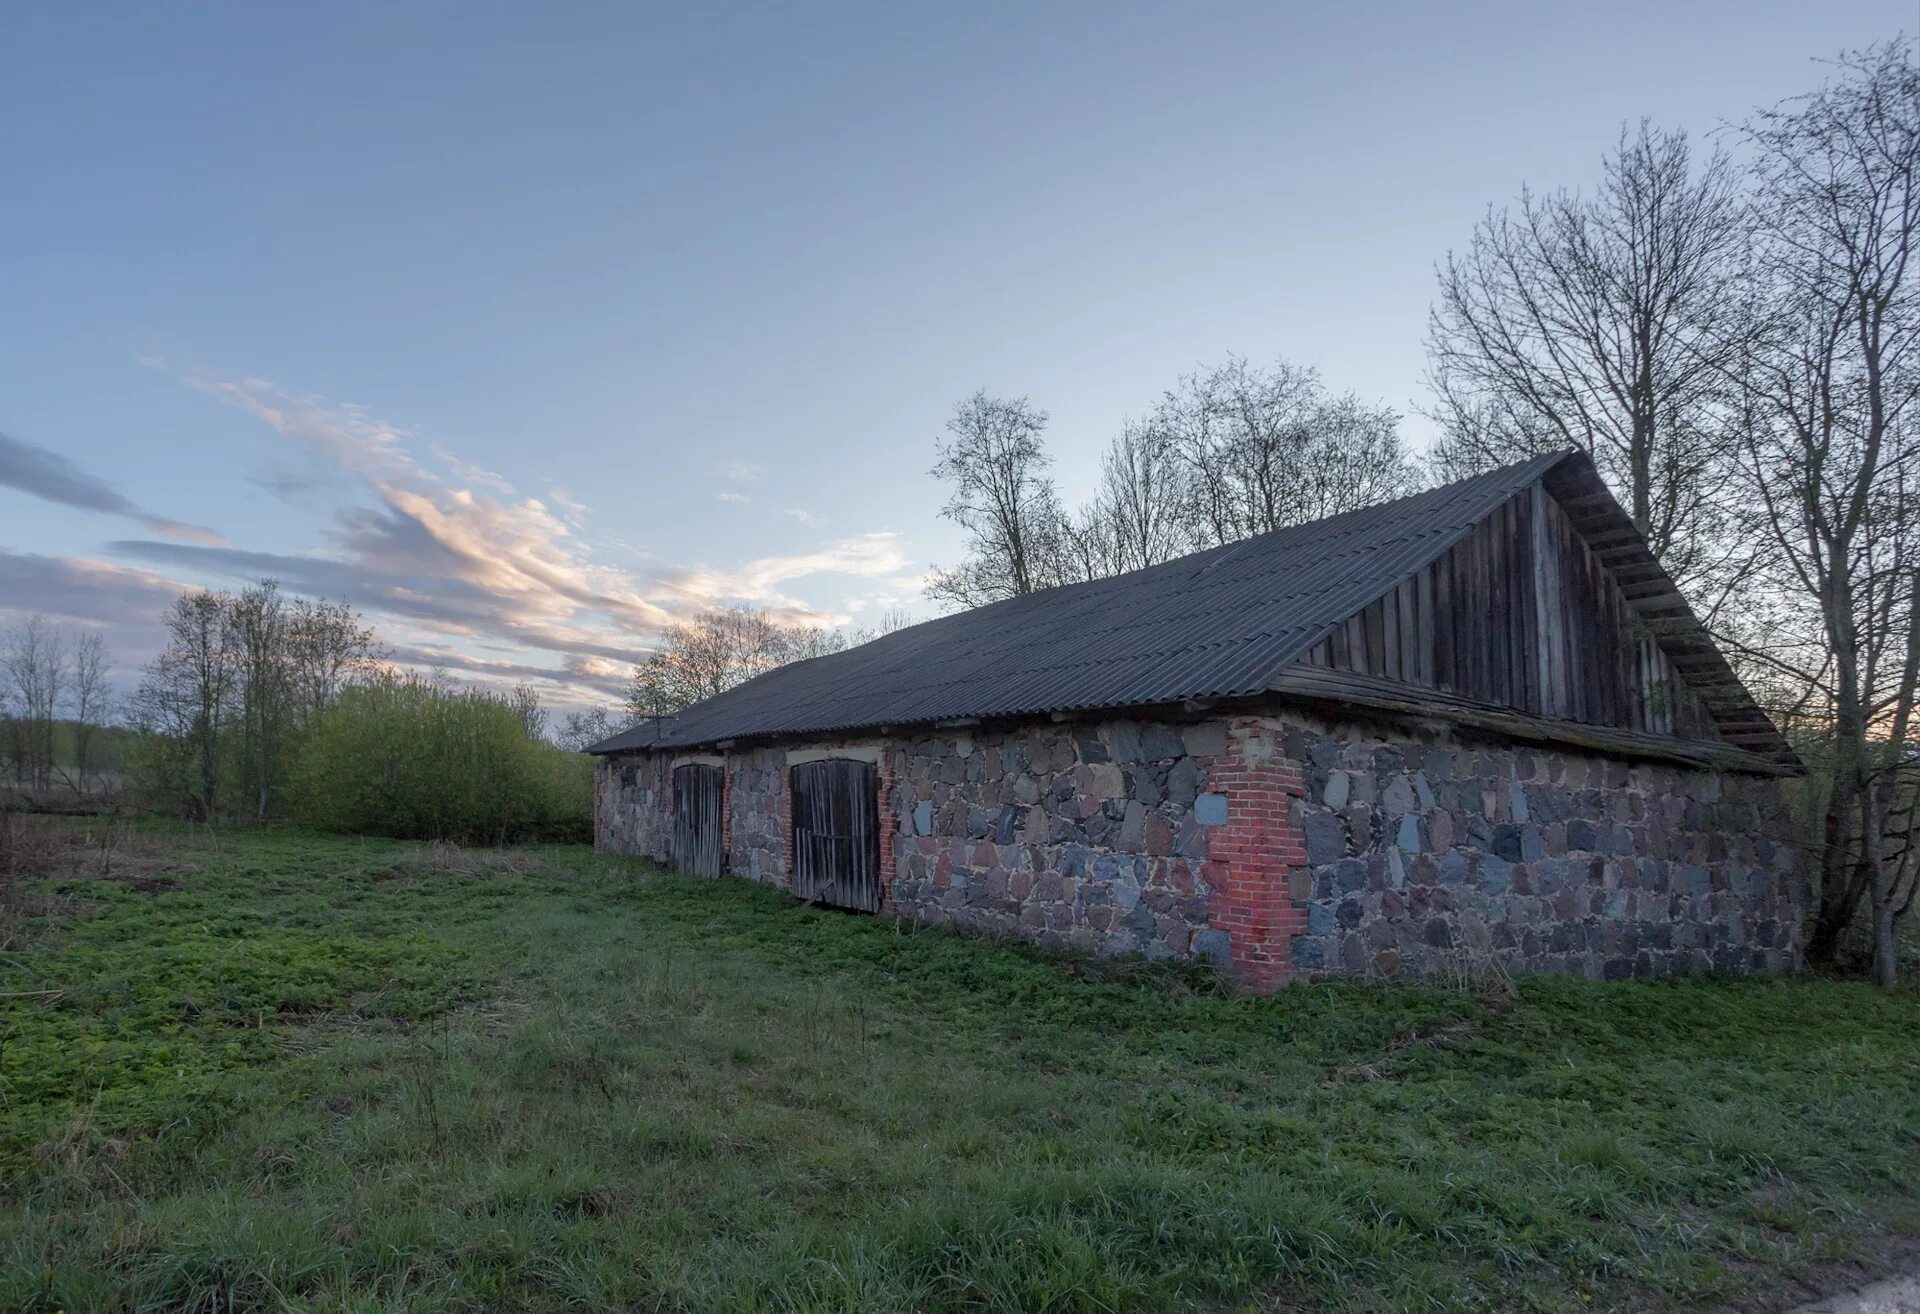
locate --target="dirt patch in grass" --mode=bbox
[2,816,211,954]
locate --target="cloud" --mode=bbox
[429,441,513,494]
[547,487,590,528]
[654,532,912,610]
[0,550,190,675]
[783,507,817,524]
[110,372,921,705]
[0,430,223,545]
[383,641,630,702]
[0,549,187,622]
[717,492,751,504]
[712,458,765,482]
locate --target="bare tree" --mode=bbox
[1425,121,1746,589]
[130,592,237,819]
[784,626,855,661]
[626,606,822,717]
[68,632,108,795]
[1724,40,1920,983]
[855,606,919,641]
[927,392,1067,608]
[1,616,67,793]
[1154,355,1421,545]
[554,706,627,752]
[285,596,381,724]
[227,581,291,819]
[1055,498,1123,584]
[506,682,548,741]
[1081,418,1194,575]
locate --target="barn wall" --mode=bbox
[882,718,1237,966]
[593,705,1803,985]
[1275,710,1804,978]
[1302,484,1719,739]
[594,752,672,861]
[726,745,795,890]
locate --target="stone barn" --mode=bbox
[589,451,1804,989]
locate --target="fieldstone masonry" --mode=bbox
[884,719,1228,968]
[1278,711,1804,978]
[595,705,1805,986]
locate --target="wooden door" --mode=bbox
[789,758,880,912]
[671,763,725,876]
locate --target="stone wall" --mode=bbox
[727,746,791,890]
[883,719,1229,963]
[594,753,671,860]
[592,704,1805,986]
[1276,712,1805,979]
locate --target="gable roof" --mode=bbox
[591,451,1794,768]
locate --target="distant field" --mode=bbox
[2,821,1916,1313]
[1,718,134,771]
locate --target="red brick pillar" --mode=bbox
[1204,719,1307,992]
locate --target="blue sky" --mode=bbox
[1,1,1907,708]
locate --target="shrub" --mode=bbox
[290,675,591,843]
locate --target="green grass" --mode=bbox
[2,822,1917,1313]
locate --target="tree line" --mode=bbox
[613,604,913,730]
[1,616,111,798]
[123,582,383,820]
[926,359,1424,610]
[0,582,601,843]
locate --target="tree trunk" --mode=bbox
[1805,771,1863,964]
[199,712,217,822]
[1866,786,1898,987]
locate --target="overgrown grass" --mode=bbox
[2,822,1916,1313]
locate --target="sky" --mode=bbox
[1,1,1909,711]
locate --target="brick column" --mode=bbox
[1204,719,1308,992]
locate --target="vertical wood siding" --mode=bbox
[1304,482,1717,740]
[670,763,725,876]
[789,758,881,912]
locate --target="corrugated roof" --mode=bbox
[591,452,1581,754]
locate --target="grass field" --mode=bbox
[2,821,1917,1313]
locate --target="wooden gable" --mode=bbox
[1278,473,1793,774]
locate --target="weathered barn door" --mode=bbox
[671,763,725,876]
[789,758,881,912]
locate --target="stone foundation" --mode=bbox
[594,706,1804,986]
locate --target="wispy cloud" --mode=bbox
[547,487,590,528]
[0,430,223,545]
[712,458,765,482]
[717,491,751,504]
[783,507,816,524]
[428,441,514,494]
[101,371,918,703]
